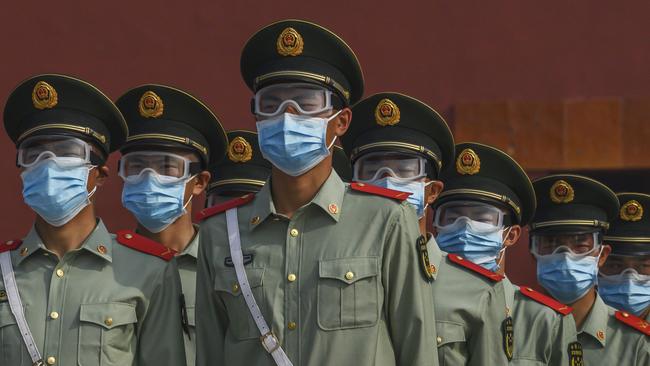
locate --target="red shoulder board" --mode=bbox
[615,311,650,336]
[350,182,411,201]
[519,286,572,315]
[195,193,256,222]
[116,230,176,261]
[447,254,504,282]
[0,239,23,253]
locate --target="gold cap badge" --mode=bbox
[456,148,480,175]
[550,180,575,204]
[620,200,643,222]
[374,98,400,126]
[139,91,164,118]
[277,27,304,57]
[227,136,253,163]
[32,81,58,110]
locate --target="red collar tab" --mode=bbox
[116,230,176,261]
[195,193,256,222]
[350,182,411,201]
[447,254,504,282]
[0,239,23,254]
[519,286,572,315]
[615,311,650,336]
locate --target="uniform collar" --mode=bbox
[178,225,200,259]
[579,293,609,347]
[249,170,345,230]
[15,219,113,265]
[426,233,442,281]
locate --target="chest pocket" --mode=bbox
[317,257,380,331]
[78,302,137,366]
[0,302,25,365]
[213,267,266,340]
[435,321,468,366]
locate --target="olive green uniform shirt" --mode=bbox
[0,220,186,366]
[579,294,649,365]
[506,278,580,365]
[426,235,510,365]
[177,228,199,366]
[196,171,438,366]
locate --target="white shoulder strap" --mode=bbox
[225,208,293,366]
[0,251,44,366]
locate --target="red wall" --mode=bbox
[2,1,649,286]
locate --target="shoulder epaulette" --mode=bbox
[615,311,650,336]
[0,239,22,254]
[116,230,176,261]
[519,286,572,315]
[447,254,504,282]
[195,193,256,222]
[350,182,411,201]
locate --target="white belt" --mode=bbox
[0,251,44,366]
[225,208,293,366]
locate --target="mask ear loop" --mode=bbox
[496,226,514,269]
[325,110,343,151]
[420,180,435,217]
[181,174,199,210]
[87,165,98,200]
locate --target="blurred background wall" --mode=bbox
[1,1,649,287]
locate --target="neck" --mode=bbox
[641,306,650,320]
[136,213,196,253]
[271,156,333,218]
[569,287,597,329]
[35,204,97,258]
[418,216,428,237]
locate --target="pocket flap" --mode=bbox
[0,302,17,327]
[80,302,137,330]
[435,321,466,346]
[214,267,265,296]
[319,257,379,285]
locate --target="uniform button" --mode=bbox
[430,265,437,274]
[290,229,299,237]
[104,317,113,326]
[288,321,297,330]
[251,216,260,225]
[287,274,297,282]
[328,203,339,214]
[232,283,240,293]
[436,336,442,345]
[596,330,605,340]
[345,271,354,281]
[97,245,107,254]
[124,233,133,239]
[622,312,630,318]
[20,248,28,257]
[56,269,64,278]
[46,356,56,365]
[50,311,59,320]
[6,240,14,245]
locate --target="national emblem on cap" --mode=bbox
[620,200,643,222]
[277,27,304,56]
[31,81,58,110]
[138,91,164,118]
[227,136,253,163]
[374,98,400,126]
[550,180,574,204]
[456,148,480,175]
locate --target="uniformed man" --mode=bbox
[341,93,512,365]
[0,74,186,365]
[114,84,228,366]
[530,175,650,364]
[600,193,650,322]
[195,20,438,366]
[204,132,350,209]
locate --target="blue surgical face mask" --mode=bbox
[122,173,194,233]
[599,269,650,316]
[535,248,602,304]
[370,177,432,217]
[435,217,508,272]
[21,157,96,227]
[256,111,340,176]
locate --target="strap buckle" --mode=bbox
[260,331,281,353]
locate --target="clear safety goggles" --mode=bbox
[118,151,201,183]
[353,152,427,182]
[17,135,100,168]
[253,83,335,117]
[600,254,650,276]
[434,200,506,229]
[530,232,603,256]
